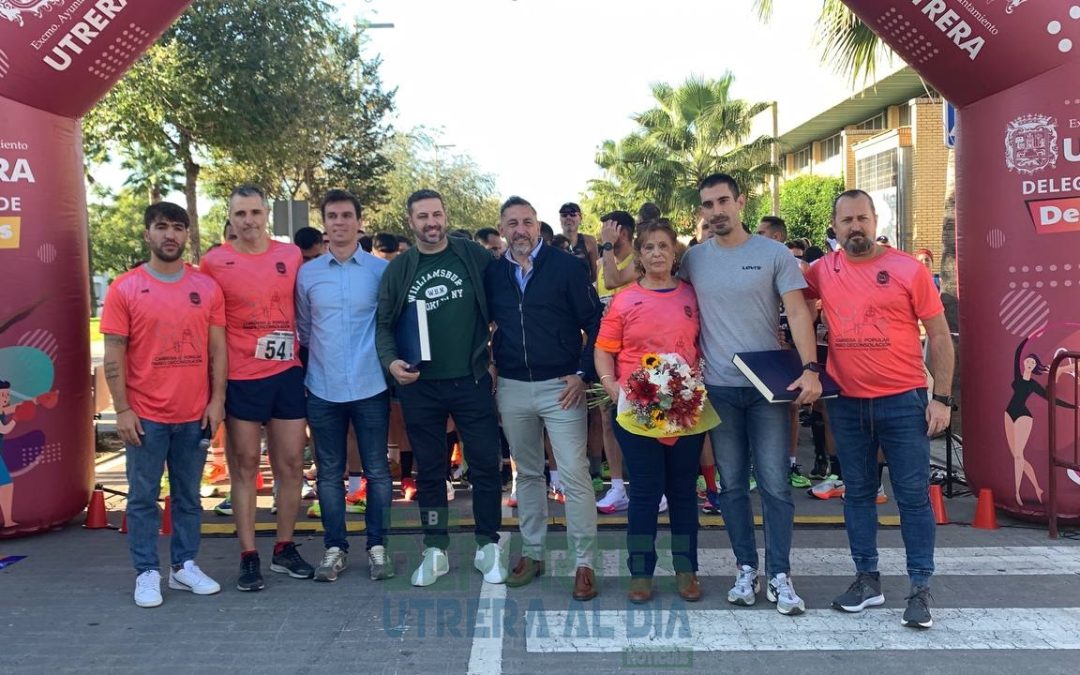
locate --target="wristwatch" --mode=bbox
[600,242,614,252]
[802,362,823,373]
[932,393,954,407]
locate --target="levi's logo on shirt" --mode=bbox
[742,265,762,270]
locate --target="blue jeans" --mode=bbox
[307,391,391,551]
[614,421,704,577]
[826,389,935,586]
[125,419,206,573]
[706,385,794,578]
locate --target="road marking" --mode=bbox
[526,608,1080,652]
[467,534,509,675]
[539,546,1080,577]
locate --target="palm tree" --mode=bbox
[586,74,777,232]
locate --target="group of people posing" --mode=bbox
[101,173,955,631]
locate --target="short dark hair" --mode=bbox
[450,228,472,239]
[143,201,189,229]
[758,215,787,239]
[406,188,444,214]
[558,202,581,216]
[804,245,826,263]
[321,189,362,220]
[229,184,267,206]
[374,232,398,252]
[831,189,875,221]
[540,222,554,240]
[786,240,805,252]
[499,195,536,218]
[551,234,571,251]
[396,234,411,246]
[293,226,323,250]
[601,210,635,238]
[358,235,373,252]
[0,379,9,390]
[637,202,662,224]
[475,227,500,242]
[697,173,742,199]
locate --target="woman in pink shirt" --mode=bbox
[594,220,710,604]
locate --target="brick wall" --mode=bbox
[910,98,948,264]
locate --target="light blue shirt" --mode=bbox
[296,249,389,403]
[505,238,544,293]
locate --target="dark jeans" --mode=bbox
[826,388,935,586]
[613,419,704,578]
[398,374,502,549]
[307,391,391,551]
[125,419,206,573]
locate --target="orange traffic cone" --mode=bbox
[83,484,109,529]
[255,470,265,491]
[118,509,128,534]
[159,495,173,535]
[972,487,999,530]
[929,484,948,525]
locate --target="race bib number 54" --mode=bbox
[255,331,295,361]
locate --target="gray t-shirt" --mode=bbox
[679,234,807,386]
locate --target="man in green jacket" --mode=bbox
[376,188,507,587]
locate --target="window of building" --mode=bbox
[855,112,886,131]
[793,145,812,171]
[898,104,912,127]
[822,133,843,161]
[855,149,897,191]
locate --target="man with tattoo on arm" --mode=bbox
[101,202,227,608]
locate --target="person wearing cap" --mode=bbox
[558,202,598,282]
[485,195,602,600]
[876,235,891,247]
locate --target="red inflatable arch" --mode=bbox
[0,0,1077,537]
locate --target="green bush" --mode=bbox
[777,175,844,247]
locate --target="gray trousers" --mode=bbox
[496,376,598,568]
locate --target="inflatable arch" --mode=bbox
[0,0,1077,537]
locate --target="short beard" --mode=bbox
[152,245,185,263]
[843,235,873,256]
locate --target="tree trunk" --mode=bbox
[179,131,202,262]
[151,184,162,204]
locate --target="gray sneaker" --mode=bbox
[314,546,347,582]
[902,585,933,629]
[832,571,885,612]
[767,573,806,615]
[727,565,759,606]
[368,545,394,581]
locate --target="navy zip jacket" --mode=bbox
[485,242,602,383]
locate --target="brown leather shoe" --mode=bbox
[627,577,653,604]
[572,566,598,601]
[506,557,544,587]
[676,572,702,602]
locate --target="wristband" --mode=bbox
[600,375,614,382]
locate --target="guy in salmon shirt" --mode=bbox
[805,189,954,630]
[201,185,314,591]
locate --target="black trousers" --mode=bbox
[397,374,503,549]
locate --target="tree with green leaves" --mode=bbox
[776,174,845,246]
[84,0,394,259]
[364,129,501,237]
[87,186,150,277]
[585,74,777,233]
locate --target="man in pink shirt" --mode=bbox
[201,185,314,591]
[805,189,955,630]
[101,202,227,608]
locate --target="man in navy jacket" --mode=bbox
[485,195,602,600]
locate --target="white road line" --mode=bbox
[466,535,509,675]
[526,608,1080,652]
[538,546,1080,577]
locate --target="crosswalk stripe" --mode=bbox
[525,608,1080,652]
[541,547,1080,577]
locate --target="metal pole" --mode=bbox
[771,101,780,216]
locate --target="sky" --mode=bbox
[338,0,898,224]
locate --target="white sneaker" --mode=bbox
[314,546,347,582]
[446,480,456,502]
[411,547,449,587]
[727,564,759,606]
[658,495,668,513]
[134,570,163,608]
[368,545,394,581]
[767,573,806,615]
[168,561,221,595]
[596,486,629,513]
[474,542,508,584]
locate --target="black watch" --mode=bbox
[932,393,954,407]
[600,242,614,252]
[801,362,822,374]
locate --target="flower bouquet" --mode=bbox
[618,352,719,439]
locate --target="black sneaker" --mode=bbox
[237,552,265,592]
[810,456,831,480]
[270,542,315,579]
[832,571,885,612]
[902,585,933,629]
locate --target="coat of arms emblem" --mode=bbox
[0,1,64,27]
[1005,114,1058,175]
